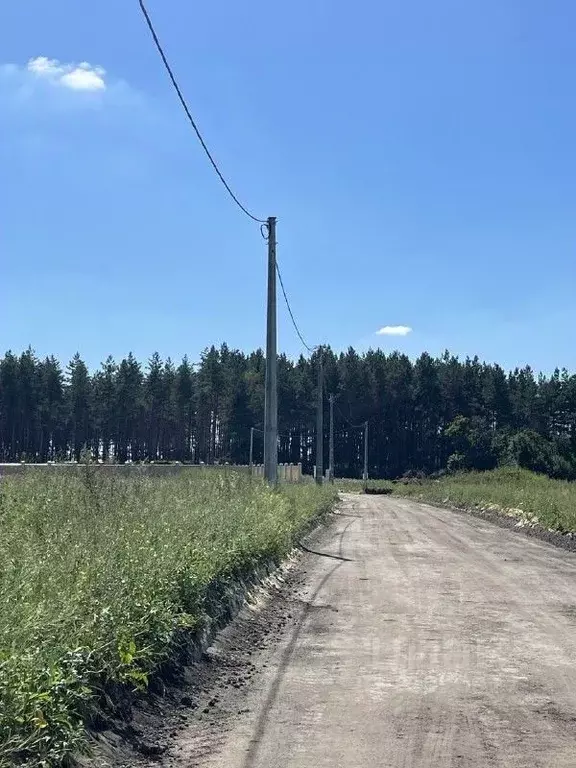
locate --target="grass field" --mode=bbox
[0,469,337,767]
[393,467,576,533]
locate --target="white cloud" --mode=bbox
[376,325,413,337]
[26,56,106,91]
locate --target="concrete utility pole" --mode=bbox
[328,394,335,483]
[316,351,324,485]
[263,217,278,484]
[363,420,369,486]
[249,426,254,469]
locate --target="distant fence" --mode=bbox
[250,463,303,483]
[0,462,304,483]
[0,462,219,478]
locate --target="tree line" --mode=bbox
[1,345,576,479]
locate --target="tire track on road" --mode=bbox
[121,494,576,768]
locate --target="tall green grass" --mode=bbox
[0,469,336,766]
[394,467,576,533]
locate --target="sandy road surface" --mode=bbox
[138,494,576,768]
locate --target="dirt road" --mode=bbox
[139,494,576,768]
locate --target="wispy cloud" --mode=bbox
[376,325,413,337]
[26,56,106,91]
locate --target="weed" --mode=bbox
[393,467,576,533]
[0,470,336,766]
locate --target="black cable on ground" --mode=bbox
[297,541,354,562]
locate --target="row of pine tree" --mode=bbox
[1,345,575,479]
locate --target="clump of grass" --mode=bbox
[0,470,336,766]
[335,478,394,494]
[393,467,576,533]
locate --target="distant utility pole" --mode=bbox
[328,394,335,483]
[249,426,254,468]
[263,217,278,485]
[316,351,324,485]
[363,420,369,486]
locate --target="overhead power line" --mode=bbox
[275,259,315,353]
[334,400,365,430]
[137,0,265,224]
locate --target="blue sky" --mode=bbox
[1,0,574,373]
